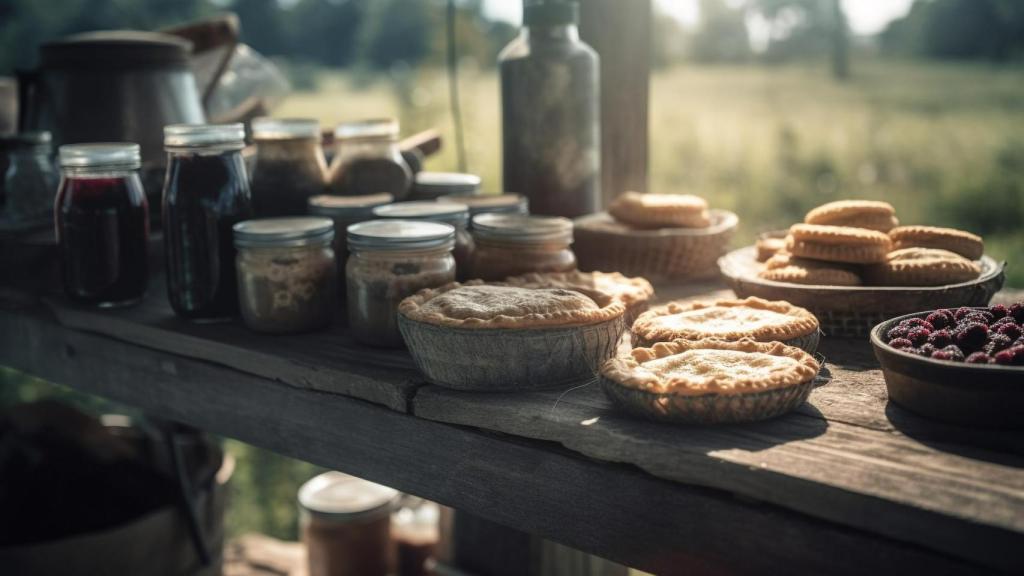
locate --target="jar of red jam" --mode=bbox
[55,143,149,307]
[162,124,252,321]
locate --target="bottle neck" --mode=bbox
[522,24,579,43]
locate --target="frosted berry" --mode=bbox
[1009,303,1024,323]
[916,344,936,357]
[925,311,953,330]
[994,349,1015,365]
[965,352,993,364]
[954,307,974,321]
[888,338,914,350]
[886,325,910,341]
[900,318,933,331]
[1013,345,1024,365]
[993,316,1017,328]
[961,311,994,326]
[907,328,931,346]
[989,304,1008,320]
[997,323,1022,341]
[985,333,1013,354]
[955,322,988,350]
[927,329,953,348]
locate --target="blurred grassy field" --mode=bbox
[280,59,1024,285]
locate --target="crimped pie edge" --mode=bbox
[503,270,655,308]
[632,296,819,343]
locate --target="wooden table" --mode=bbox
[1,282,1022,575]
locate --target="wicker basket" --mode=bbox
[573,210,738,281]
[719,246,1006,338]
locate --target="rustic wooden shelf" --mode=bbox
[1,284,1022,575]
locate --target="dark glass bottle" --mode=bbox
[162,124,252,321]
[500,0,600,219]
[55,143,149,307]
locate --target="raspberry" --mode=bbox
[925,311,953,330]
[985,333,1013,354]
[907,327,931,346]
[1009,303,1024,323]
[994,349,1015,365]
[900,318,933,331]
[993,316,1017,328]
[927,329,953,348]
[965,352,993,364]
[888,338,914,350]
[941,345,964,361]
[1013,345,1024,365]
[886,325,910,342]
[915,344,937,357]
[954,307,974,321]
[989,304,1008,319]
[930,350,955,361]
[960,311,994,326]
[955,322,988,350]
[997,323,1022,341]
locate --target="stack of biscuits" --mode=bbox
[757,200,984,287]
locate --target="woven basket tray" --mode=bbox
[719,246,1006,338]
[573,210,738,281]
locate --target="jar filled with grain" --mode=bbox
[468,213,575,281]
[347,220,455,347]
[307,192,393,282]
[234,217,337,334]
[372,201,473,281]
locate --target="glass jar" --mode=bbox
[437,193,529,223]
[234,217,337,334]
[250,117,328,217]
[307,192,394,277]
[55,143,149,307]
[0,131,58,230]
[347,220,455,348]
[162,123,253,321]
[469,213,575,281]
[410,171,481,201]
[327,119,412,199]
[372,201,473,281]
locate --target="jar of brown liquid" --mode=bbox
[372,201,473,282]
[468,213,575,281]
[250,118,328,217]
[299,472,400,576]
[327,119,412,199]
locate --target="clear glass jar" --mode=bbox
[410,171,481,201]
[162,123,253,321]
[347,220,456,348]
[437,193,529,222]
[469,213,575,281]
[327,118,412,199]
[372,201,473,281]
[307,192,394,280]
[250,117,328,217]
[234,217,337,334]
[0,131,58,230]
[55,143,149,307]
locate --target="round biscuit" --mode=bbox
[805,200,895,227]
[889,225,984,260]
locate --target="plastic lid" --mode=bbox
[524,0,579,26]
[59,143,141,169]
[348,219,455,252]
[308,193,394,219]
[471,213,573,244]
[165,123,246,150]
[233,217,335,249]
[252,117,321,140]
[438,193,529,216]
[373,201,469,227]
[334,118,399,141]
[41,30,192,70]
[298,472,399,522]
[413,172,481,197]
[0,131,52,150]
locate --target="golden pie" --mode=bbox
[864,247,982,286]
[889,225,984,260]
[787,223,892,264]
[608,191,710,229]
[631,297,819,350]
[503,270,654,323]
[804,200,899,232]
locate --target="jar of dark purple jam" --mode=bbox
[162,123,252,321]
[55,143,149,307]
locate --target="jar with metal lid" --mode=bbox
[347,220,455,347]
[55,143,149,307]
[308,193,393,276]
[437,193,529,222]
[327,118,412,199]
[250,117,328,217]
[410,171,481,201]
[234,217,337,334]
[468,213,575,281]
[162,123,253,321]
[0,131,58,230]
[372,201,473,281]
[298,471,400,576]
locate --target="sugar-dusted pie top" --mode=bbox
[632,297,818,344]
[503,271,654,308]
[398,282,626,329]
[601,338,819,396]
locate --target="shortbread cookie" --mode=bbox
[787,224,891,264]
[889,226,984,260]
[805,200,899,232]
[756,236,787,262]
[758,255,862,286]
[864,248,982,287]
[608,192,710,229]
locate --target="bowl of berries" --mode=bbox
[870,303,1024,427]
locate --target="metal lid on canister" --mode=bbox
[471,213,573,244]
[58,143,141,169]
[252,117,321,140]
[298,471,400,523]
[164,123,246,150]
[372,201,469,227]
[308,193,394,221]
[347,219,455,252]
[437,193,528,217]
[233,217,335,249]
[412,172,481,199]
[334,118,399,142]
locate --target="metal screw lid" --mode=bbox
[233,217,335,249]
[59,143,141,169]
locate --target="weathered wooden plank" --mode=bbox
[0,306,990,575]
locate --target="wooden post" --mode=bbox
[579,0,651,206]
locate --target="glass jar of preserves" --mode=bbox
[307,192,393,276]
[410,171,480,201]
[468,213,575,281]
[327,119,412,199]
[437,193,529,222]
[347,220,455,348]
[250,117,328,217]
[55,143,149,307]
[162,123,253,321]
[371,201,473,281]
[0,131,58,230]
[234,217,337,334]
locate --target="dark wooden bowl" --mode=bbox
[870,310,1024,428]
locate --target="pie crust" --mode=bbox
[601,338,820,397]
[608,192,710,229]
[632,297,818,347]
[503,271,654,308]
